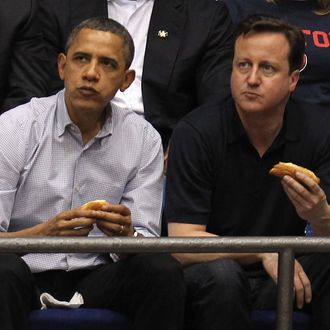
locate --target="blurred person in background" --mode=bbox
[0,0,48,112]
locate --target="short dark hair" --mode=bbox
[65,17,135,69]
[235,15,305,73]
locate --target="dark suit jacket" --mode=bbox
[0,0,48,112]
[39,0,234,147]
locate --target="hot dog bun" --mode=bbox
[269,162,320,184]
[80,199,108,210]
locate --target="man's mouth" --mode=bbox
[243,91,260,99]
[77,86,98,96]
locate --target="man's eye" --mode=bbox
[103,60,112,67]
[239,62,248,68]
[102,59,116,69]
[262,64,275,73]
[238,62,251,71]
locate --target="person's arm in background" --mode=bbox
[38,0,106,95]
[1,0,49,112]
[38,0,66,95]
[196,1,234,103]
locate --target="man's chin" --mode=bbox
[236,100,264,114]
[71,99,106,113]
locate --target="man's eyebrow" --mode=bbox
[72,51,89,56]
[259,60,278,66]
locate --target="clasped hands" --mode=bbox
[42,201,135,237]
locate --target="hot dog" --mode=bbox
[80,199,108,210]
[269,162,320,184]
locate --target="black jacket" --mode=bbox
[0,0,48,112]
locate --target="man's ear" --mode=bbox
[58,53,67,81]
[289,69,300,93]
[120,69,135,92]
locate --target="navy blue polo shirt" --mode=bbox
[165,97,330,237]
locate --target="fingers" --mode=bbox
[97,203,131,216]
[96,220,134,237]
[293,261,312,309]
[58,225,94,237]
[96,222,122,236]
[281,174,328,221]
[282,180,315,211]
[282,173,320,202]
[95,210,131,224]
[45,204,132,237]
[300,269,312,305]
[85,204,132,232]
[262,255,312,310]
[44,213,96,236]
[70,205,131,227]
[295,171,320,193]
[81,203,133,236]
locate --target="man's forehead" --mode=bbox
[71,28,122,47]
[75,28,114,40]
[236,31,288,46]
[68,28,124,54]
[234,32,289,56]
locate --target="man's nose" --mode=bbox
[246,67,261,86]
[83,61,100,81]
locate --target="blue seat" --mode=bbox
[26,308,132,330]
[252,310,312,330]
[27,308,311,330]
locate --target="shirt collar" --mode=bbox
[226,97,302,145]
[226,98,246,144]
[97,104,113,139]
[282,99,302,142]
[55,90,113,139]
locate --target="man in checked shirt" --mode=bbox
[0,17,184,330]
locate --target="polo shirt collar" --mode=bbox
[225,97,302,144]
[282,99,302,142]
[225,98,247,144]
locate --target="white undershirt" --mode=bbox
[107,0,154,116]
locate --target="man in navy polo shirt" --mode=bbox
[166,15,330,330]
